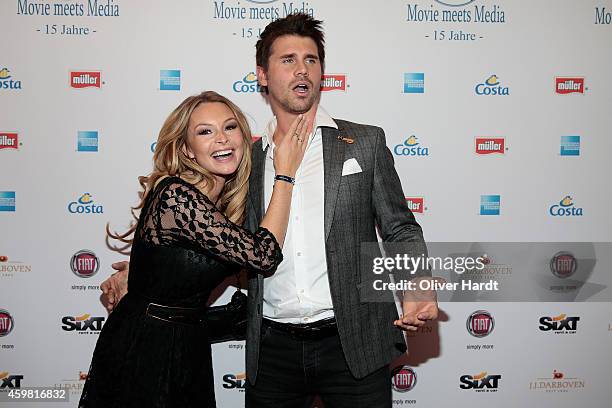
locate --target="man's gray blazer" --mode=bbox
[244,118,427,384]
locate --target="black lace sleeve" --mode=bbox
[139,177,283,272]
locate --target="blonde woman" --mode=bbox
[79,91,309,408]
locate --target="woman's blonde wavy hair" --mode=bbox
[109,91,252,243]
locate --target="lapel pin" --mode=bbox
[337,135,354,144]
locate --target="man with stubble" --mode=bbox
[103,13,438,408]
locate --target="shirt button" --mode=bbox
[297,252,302,256]
[299,289,305,294]
[304,317,310,322]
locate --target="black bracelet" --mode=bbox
[274,175,295,185]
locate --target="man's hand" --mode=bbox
[101,261,129,312]
[394,277,439,331]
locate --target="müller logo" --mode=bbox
[475,137,505,155]
[0,132,18,150]
[405,197,425,214]
[70,71,101,89]
[321,74,346,91]
[555,77,585,94]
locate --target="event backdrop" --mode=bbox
[1,0,612,407]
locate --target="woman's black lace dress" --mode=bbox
[79,176,282,408]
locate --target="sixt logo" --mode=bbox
[394,135,430,156]
[549,195,583,217]
[475,137,505,155]
[556,77,585,94]
[321,74,346,91]
[0,371,23,389]
[0,67,22,90]
[68,193,104,214]
[223,372,246,391]
[539,314,580,333]
[233,72,262,93]
[475,75,509,96]
[61,314,105,332]
[405,197,425,214]
[0,132,18,150]
[459,371,501,391]
[70,71,101,89]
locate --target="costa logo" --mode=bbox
[394,135,430,156]
[67,193,104,214]
[435,0,476,6]
[555,77,584,94]
[232,72,262,93]
[475,75,509,96]
[467,310,494,337]
[70,71,101,89]
[549,195,583,217]
[70,250,100,278]
[475,137,505,155]
[391,366,417,392]
[550,251,577,279]
[0,309,14,337]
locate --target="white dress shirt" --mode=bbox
[261,107,337,324]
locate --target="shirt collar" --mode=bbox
[261,106,338,151]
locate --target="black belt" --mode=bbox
[262,317,338,340]
[146,302,207,325]
[120,292,207,326]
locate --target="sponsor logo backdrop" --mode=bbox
[1,1,611,407]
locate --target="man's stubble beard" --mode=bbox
[275,87,320,115]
